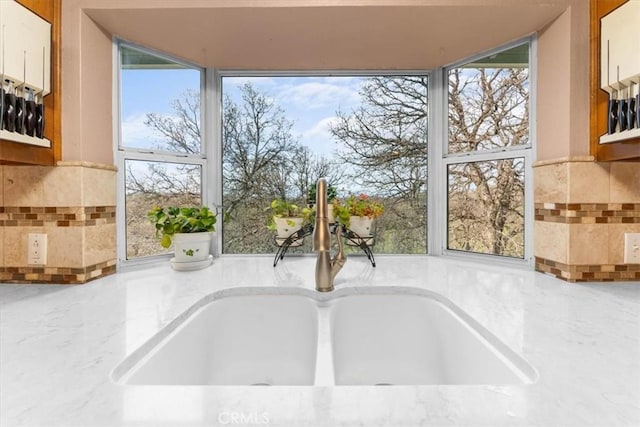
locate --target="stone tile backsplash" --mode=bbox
[534,159,640,282]
[0,163,116,284]
[2,158,636,284]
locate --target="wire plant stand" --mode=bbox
[273,224,376,267]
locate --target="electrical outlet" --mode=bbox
[624,233,640,264]
[27,233,47,265]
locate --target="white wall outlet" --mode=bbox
[27,233,47,265]
[624,233,640,264]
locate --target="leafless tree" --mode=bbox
[129,69,528,257]
[290,145,346,203]
[447,68,528,257]
[145,88,201,154]
[124,89,202,197]
[331,76,428,200]
[330,76,429,251]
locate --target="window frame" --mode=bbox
[434,36,536,266]
[112,37,535,268]
[215,70,432,256]
[114,39,210,266]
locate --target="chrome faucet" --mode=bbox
[313,178,346,292]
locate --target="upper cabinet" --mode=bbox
[600,1,639,90]
[0,0,52,148]
[590,0,640,161]
[0,0,51,95]
[0,0,62,165]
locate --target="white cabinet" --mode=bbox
[599,1,640,144]
[600,0,640,90]
[0,0,51,94]
[0,0,51,147]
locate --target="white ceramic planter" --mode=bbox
[274,217,304,246]
[173,232,213,263]
[349,216,373,238]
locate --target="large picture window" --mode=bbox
[445,41,532,259]
[220,75,428,254]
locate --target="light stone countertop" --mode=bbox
[1,255,639,427]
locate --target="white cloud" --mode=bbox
[323,76,357,84]
[300,116,340,156]
[279,82,360,110]
[121,113,155,148]
[222,76,277,88]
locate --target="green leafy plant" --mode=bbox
[147,206,217,248]
[265,199,314,231]
[307,183,338,205]
[333,194,384,227]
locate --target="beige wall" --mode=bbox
[60,0,580,165]
[537,9,573,160]
[61,2,113,164]
[536,4,590,161]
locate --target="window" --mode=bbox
[114,39,533,265]
[220,75,428,254]
[116,42,205,261]
[444,41,532,259]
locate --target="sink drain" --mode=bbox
[250,383,271,386]
[374,383,393,386]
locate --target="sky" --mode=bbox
[222,76,363,158]
[120,71,365,158]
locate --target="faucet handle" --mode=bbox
[331,225,347,271]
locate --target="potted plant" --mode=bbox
[265,199,314,246]
[147,206,217,270]
[333,194,384,239]
[308,183,338,223]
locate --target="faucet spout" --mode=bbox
[313,178,346,292]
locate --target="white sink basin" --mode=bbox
[112,287,536,386]
[118,294,318,385]
[330,294,535,385]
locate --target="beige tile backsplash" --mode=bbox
[534,159,640,281]
[46,226,85,268]
[84,224,116,267]
[567,223,609,265]
[4,166,46,207]
[534,162,568,203]
[610,162,640,203]
[567,162,610,203]
[534,220,568,264]
[0,226,4,269]
[1,163,116,283]
[42,166,83,207]
[2,158,635,283]
[608,223,640,264]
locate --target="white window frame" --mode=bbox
[112,38,535,268]
[431,36,536,266]
[215,70,432,256]
[113,39,212,266]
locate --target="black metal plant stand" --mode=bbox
[273,224,376,267]
[273,224,313,267]
[341,227,376,267]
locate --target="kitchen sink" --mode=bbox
[330,294,535,385]
[112,287,536,386]
[117,294,318,385]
